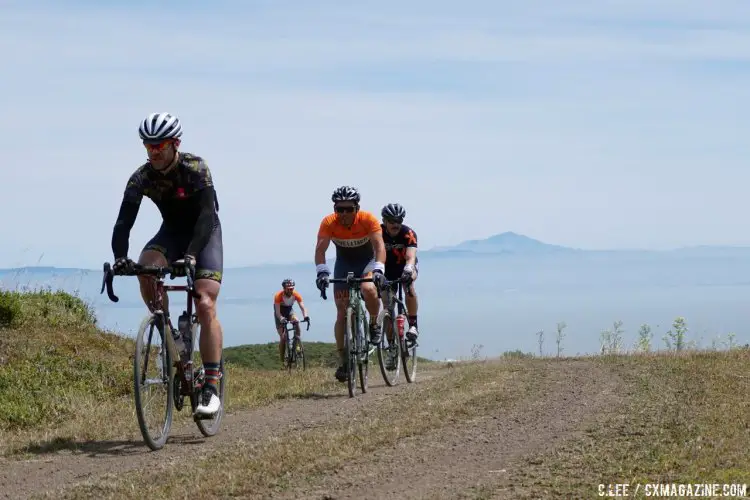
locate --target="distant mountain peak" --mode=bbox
[428,232,577,255]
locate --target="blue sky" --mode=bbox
[2,0,750,268]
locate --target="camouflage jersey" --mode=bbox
[112,152,220,259]
[123,152,220,233]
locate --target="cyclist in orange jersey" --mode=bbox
[273,278,310,366]
[314,186,386,382]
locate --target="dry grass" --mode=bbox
[50,359,547,499]
[481,349,750,498]
[1,321,341,457]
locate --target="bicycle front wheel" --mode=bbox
[285,334,294,372]
[294,337,306,372]
[345,305,357,398]
[377,309,401,386]
[133,314,174,451]
[358,306,369,394]
[401,313,418,383]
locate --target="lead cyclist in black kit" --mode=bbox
[110,112,224,416]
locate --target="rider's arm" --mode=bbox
[405,247,417,266]
[185,186,219,257]
[274,303,283,321]
[314,236,331,264]
[111,179,143,259]
[315,223,332,276]
[295,292,308,318]
[405,227,418,266]
[273,292,285,320]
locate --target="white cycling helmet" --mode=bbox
[139,112,183,143]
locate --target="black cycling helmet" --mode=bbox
[331,185,360,204]
[381,203,406,222]
[282,278,295,288]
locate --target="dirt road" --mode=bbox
[1,360,625,499]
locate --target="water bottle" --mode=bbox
[177,312,191,363]
[396,315,406,338]
[171,326,186,356]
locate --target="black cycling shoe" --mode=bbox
[369,323,382,345]
[335,365,348,382]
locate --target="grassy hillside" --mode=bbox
[4,288,750,499]
[0,288,344,455]
[0,288,433,456]
[224,341,341,369]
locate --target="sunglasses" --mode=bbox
[143,141,173,152]
[334,205,357,213]
[383,218,403,225]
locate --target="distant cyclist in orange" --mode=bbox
[315,186,386,382]
[274,278,310,366]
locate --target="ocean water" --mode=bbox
[3,252,750,360]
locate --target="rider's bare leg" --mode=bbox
[137,250,169,314]
[194,278,223,393]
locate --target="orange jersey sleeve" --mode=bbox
[318,214,336,239]
[293,291,303,302]
[360,211,382,234]
[273,291,284,304]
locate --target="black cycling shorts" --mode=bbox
[143,223,224,283]
[333,256,375,295]
[274,305,298,329]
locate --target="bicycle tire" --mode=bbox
[400,313,418,383]
[358,304,369,393]
[286,333,294,372]
[295,337,306,372]
[345,305,357,398]
[133,314,173,451]
[193,322,226,437]
[376,309,401,386]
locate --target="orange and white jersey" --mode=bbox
[274,290,302,307]
[317,210,382,261]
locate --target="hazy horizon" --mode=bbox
[3,231,750,272]
[3,250,748,359]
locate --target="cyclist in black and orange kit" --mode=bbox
[110,112,223,416]
[273,278,310,366]
[380,203,420,348]
[314,186,387,382]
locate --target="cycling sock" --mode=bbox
[408,315,418,328]
[203,362,221,393]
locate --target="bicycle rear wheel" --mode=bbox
[345,306,357,397]
[400,314,418,383]
[133,314,173,451]
[377,309,401,386]
[192,322,226,437]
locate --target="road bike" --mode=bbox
[377,276,418,385]
[282,316,310,372]
[101,259,226,451]
[320,272,376,397]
